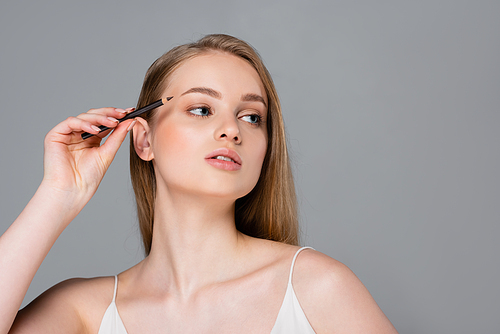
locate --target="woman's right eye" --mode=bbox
[188,107,211,117]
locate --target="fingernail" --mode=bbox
[127,119,137,132]
[126,107,136,113]
[107,117,119,123]
[91,125,101,132]
[115,108,127,113]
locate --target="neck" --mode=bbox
[138,187,249,298]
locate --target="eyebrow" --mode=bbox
[181,87,222,99]
[241,93,267,107]
[180,86,267,107]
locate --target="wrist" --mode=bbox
[36,180,90,220]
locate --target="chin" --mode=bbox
[167,181,254,201]
[201,186,253,202]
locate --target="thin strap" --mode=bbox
[112,275,118,302]
[288,247,314,285]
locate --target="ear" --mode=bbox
[132,117,154,161]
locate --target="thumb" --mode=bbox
[98,119,135,166]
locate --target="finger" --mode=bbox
[78,108,137,139]
[76,113,121,129]
[98,119,135,164]
[93,127,113,140]
[86,107,134,119]
[50,116,103,137]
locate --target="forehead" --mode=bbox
[165,52,267,102]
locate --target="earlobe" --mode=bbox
[132,118,154,161]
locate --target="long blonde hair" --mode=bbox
[130,34,299,255]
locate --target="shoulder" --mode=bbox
[10,276,115,334]
[293,248,357,293]
[292,249,398,334]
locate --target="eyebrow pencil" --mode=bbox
[81,96,174,139]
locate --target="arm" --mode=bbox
[294,250,398,334]
[0,107,135,333]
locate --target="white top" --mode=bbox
[98,247,316,334]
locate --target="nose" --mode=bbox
[214,113,241,144]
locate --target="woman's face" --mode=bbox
[146,52,268,201]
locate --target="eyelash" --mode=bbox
[240,114,262,125]
[186,106,263,126]
[187,106,212,118]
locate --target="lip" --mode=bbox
[205,148,242,171]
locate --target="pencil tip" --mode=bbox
[167,96,173,101]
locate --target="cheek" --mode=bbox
[255,128,268,160]
[151,122,203,170]
[256,136,268,166]
[245,132,268,180]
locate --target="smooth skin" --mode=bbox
[2,53,397,333]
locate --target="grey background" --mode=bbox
[1,1,499,333]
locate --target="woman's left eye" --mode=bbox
[188,107,211,117]
[240,114,261,124]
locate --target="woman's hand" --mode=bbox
[0,107,136,333]
[42,107,136,206]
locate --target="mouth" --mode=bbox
[205,148,242,171]
[211,155,237,163]
[205,148,242,165]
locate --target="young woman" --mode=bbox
[1,34,397,333]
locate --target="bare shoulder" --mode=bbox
[10,276,114,334]
[292,249,357,293]
[292,249,398,334]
